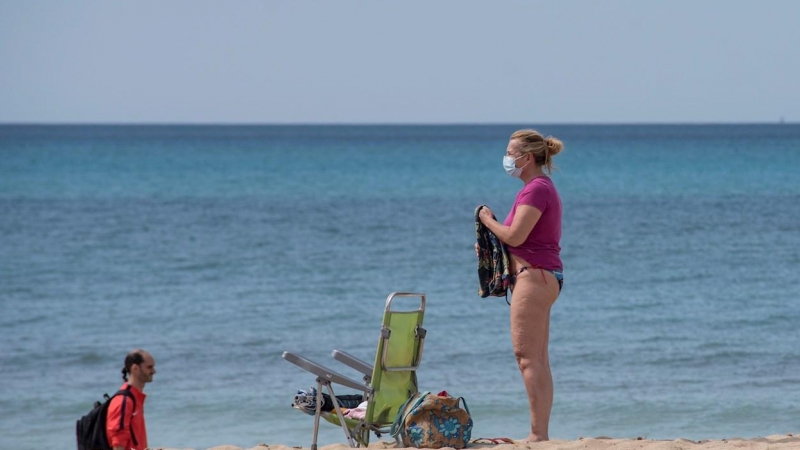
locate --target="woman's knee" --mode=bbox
[513,350,548,374]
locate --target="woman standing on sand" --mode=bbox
[478,129,564,442]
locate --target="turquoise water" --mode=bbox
[1,124,799,449]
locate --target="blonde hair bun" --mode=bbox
[544,136,564,156]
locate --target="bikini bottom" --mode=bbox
[510,266,563,293]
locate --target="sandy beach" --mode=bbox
[156,434,800,450]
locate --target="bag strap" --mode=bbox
[111,385,138,446]
[111,387,137,411]
[457,396,471,415]
[390,391,430,438]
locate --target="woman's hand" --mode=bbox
[478,206,494,224]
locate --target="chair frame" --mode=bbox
[283,292,426,449]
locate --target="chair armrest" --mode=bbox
[282,351,368,392]
[331,350,373,376]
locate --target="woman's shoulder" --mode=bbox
[523,176,555,193]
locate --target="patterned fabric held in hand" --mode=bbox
[474,205,510,298]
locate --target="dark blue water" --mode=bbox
[1,124,799,449]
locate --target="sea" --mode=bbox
[1,124,798,450]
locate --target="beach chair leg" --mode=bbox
[324,381,358,448]
[310,379,325,450]
[355,424,369,448]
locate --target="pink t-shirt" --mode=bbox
[503,176,562,271]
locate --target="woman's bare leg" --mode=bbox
[509,268,559,442]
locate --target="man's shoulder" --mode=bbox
[108,385,140,409]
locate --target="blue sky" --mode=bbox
[1,1,798,124]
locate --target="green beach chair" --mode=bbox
[282,292,427,449]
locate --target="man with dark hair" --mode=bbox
[106,349,156,450]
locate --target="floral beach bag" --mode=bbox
[390,391,473,449]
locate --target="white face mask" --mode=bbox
[503,155,528,178]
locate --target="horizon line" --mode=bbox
[0,120,797,127]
